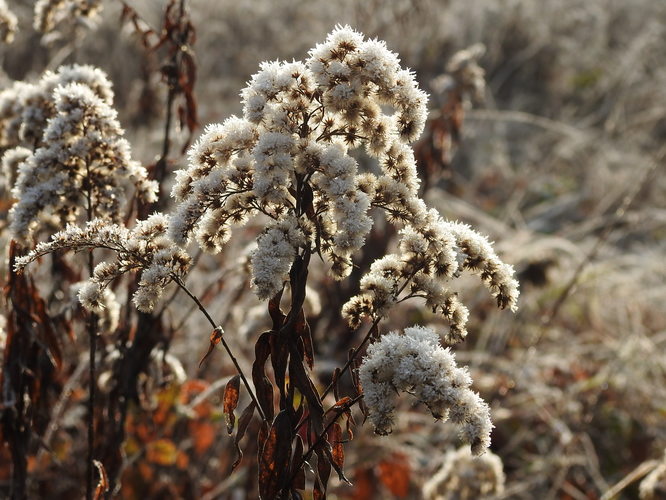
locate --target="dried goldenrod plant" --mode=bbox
[10,25,518,499]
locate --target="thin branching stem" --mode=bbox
[321,265,422,400]
[286,394,362,493]
[172,276,268,423]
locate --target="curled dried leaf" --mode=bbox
[223,374,241,434]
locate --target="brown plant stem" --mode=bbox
[84,166,98,500]
[172,276,268,423]
[85,252,98,500]
[321,316,380,399]
[321,265,422,400]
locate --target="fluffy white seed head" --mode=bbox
[16,215,190,314]
[359,326,493,455]
[422,446,505,500]
[0,0,18,43]
[8,77,157,243]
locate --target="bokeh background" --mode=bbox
[1,0,665,498]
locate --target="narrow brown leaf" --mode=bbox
[288,353,324,435]
[252,331,275,421]
[258,411,293,500]
[199,326,223,368]
[231,401,256,472]
[223,375,241,435]
[292,434,306,491]
[268,289,285,330]
[328,423,345,476]
[332,368,341,402]
[92,460,109,500]
[313,444,331,500]
[270,332,289,406]
[32,293,62,370]
[297,309,314,369]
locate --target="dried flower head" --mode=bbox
[0,0,17,43]
[0,146,30,195]
[343,211,518,343]
[0,64,113,151]
[170,25,429,297]
[359,326,493,455]
[0,81,31,148]
[9,80,157,242]
[34,0,102,33]
[431,44,486,105]
[72,281,120,332]
[423,446,505,500]
[15,214,190,313]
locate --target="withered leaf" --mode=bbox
[331,368,341,402]
[223,375,241,435]
[231,401,256,472]
[328,423,347,482]
[288,353,324,435]
[270,332,289,406]
[296,309,314,369]
[377,454,411,498]
[292,435,306,491]
[313,444,331,500]
[93,460,109,500]
[199,326,223,368]
[146,439,178,466]
[252,331,275,421]
[258,410,293,500]
[268,289,285,330]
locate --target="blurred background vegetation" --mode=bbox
[1,0,665,498]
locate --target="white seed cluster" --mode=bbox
[7,69,157,242]
[0,0,17,43]
[250,215,308,299]
[422,446,505,500]
[0,65,113,149]
[71,281,120,333]
[169,25,429,299]
[343,211,518,344]
[359,326,493,455]
[0,146,30,195]
[34,0,101,33]
[15,214,190,313]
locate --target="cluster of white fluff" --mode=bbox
[250,215,308,299]
[169,25,429,298]
[343,209,518,344]
[71,281,120,333]
[0,64,113,149]
[15,214,190,313]
[422,446,505,500]
[34,0,101,33]
[0,0,17,43]
[640,450,666,500]
[7,68,157,242]
[431,44,487,106]
[359,326,493,455]
[0,146,30,195]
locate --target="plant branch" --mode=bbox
[172,276,267,423]
[84,163,98,500]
